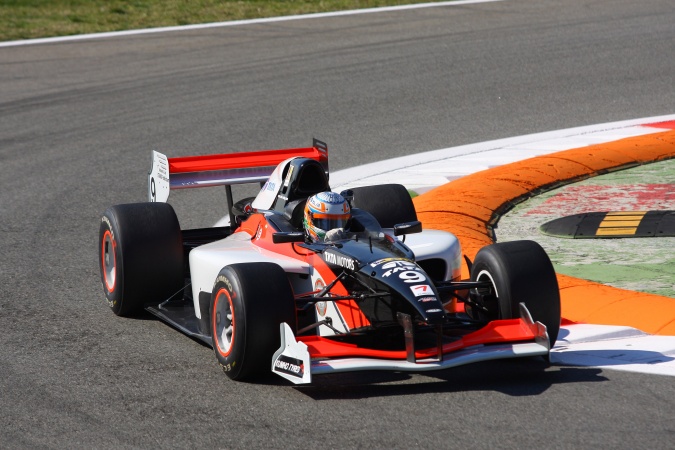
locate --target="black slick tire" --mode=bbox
[211,263,297,381]
[98,202,184,317]
[470,240,561,346]
[349,184,417,228]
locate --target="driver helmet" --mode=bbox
[303,191,351,242]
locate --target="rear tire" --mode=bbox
[470,240,560,346]
[349,184,417,228]
[211,263,297,381]
[98,203,184,317]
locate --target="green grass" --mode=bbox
[0,0,446,42]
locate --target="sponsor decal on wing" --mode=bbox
[369,257,413,267]
[274,355,305,378]
[410,285,433,297]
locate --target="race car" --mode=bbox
[98,139,561,384]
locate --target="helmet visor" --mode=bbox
[313,214,349,231]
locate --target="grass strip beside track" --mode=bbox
[0,0,448,42]
[413,129,675,335]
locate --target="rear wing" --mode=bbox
[148,139,328,203]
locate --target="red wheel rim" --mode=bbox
[213,288,236,357]
[101,230,116,292]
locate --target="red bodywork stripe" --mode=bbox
[298,319,537,360]
[305,252,371,329]
[168,147,325,174]
[240,214,371,329]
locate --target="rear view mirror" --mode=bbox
[393,220,422,236]
[273,231,306,244]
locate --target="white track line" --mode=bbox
[0,0,503,48]
[331,114,675,193]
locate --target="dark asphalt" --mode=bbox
[1,0,674,447]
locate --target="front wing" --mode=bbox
[272,303,550,384]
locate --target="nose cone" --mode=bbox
[367,258,446,323]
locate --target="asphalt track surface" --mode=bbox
[1,0,674,448]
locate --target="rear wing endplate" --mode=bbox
[148,139,328,203]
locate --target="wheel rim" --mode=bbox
[474,269,501,319]
[476,269,498,297]
[101,230,116,292]
[213,288,235,357]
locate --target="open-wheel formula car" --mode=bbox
[98,139,561,384]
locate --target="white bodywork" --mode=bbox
[148,151,171,203]
[189,230,310,319]
[404,230,462,281]
[250,157,295,211]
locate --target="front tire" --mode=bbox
[469,240,561,346]
[98,202,184,317]
[211,263,297,381]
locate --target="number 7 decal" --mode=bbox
[410,285,432,297]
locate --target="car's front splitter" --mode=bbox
[272,303,550,384]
